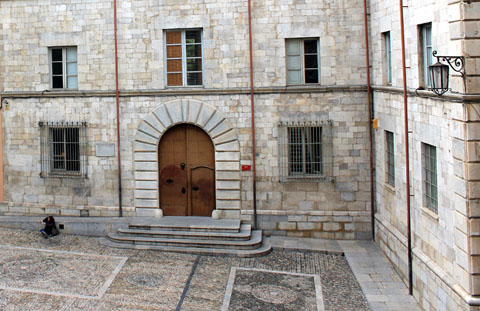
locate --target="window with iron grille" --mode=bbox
[422,143,437,213]
[39,121,88,178]
[164,29,203,86]
[385,131,395,187]
[278,120,332,181]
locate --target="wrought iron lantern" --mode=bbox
[428,50,465,96]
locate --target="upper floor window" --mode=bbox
[383,31,392,85]
[419,23,433,87]
[165,29,203,87]
[286,38,319,85]
[50,47,77,89]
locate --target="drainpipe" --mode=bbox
[362,0,375,240]
[247,0,257,229]
[114,0,123,217]
[399,0,413,295]
[0,96,3,202]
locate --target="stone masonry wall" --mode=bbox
[0,90,371,239]
[0,0,368,92]
[370,0,480,307]
[0,0,371,239]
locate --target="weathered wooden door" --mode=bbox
[159,124,215,216]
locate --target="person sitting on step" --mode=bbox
[40,216,58,238]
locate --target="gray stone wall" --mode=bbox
[370,0,480,308]
[0,0,371,239]
[0,0,368,92]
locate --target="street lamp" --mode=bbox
[428,50,465,96]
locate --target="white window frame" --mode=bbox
[286,38,320,85]
[164,29,204,87]
[49,47,78,89]
[420,23,433,87]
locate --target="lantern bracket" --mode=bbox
[432,50,465,79]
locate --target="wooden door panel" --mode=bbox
[159,126,187,216]
[159,124,215,216]
[186,126,215,216]
[191,166,215,216]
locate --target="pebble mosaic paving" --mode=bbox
[0,228,370,311]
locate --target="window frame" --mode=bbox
[383,31,392,85]
[385,131,395,187]
[164,29,204,87]
[278,120,332,182]
[422,142,438,213]
[419,23,433,87]
[49,47,78,90]
[39,121,88,178]
[285,38,320,85]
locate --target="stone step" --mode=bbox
[99,236,272,258]
[107,229,263,250]
[129,216,241,232]
[118,224,252,241]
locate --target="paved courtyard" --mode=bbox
[0,228,420,311]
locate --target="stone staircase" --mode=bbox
[100,216,271,257]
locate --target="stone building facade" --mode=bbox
[3,0,480,309]
[0,0,372,240]
[370,0,480,310]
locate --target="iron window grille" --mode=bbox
[422,143,438,213]
[385,131,395,187]
[278,120,333,182]
[39,121,88,178]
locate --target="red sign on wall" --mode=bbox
[241,165,252,171]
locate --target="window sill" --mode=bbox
[165,85,204,89]
[384,183,395,193]
[286,84,321,88]
[41,172,87,179]
[420,206,439,221]
[280,176,334,183]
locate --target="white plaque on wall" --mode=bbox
[96,142,115,157]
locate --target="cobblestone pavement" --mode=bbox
[0,228,419,311]
[271,237,421,311]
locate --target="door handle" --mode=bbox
[180,163,185,170]
[166,179,173,184]
[192,186,199,191]
[181,187,186,194]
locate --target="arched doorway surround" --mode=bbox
[133,99,241,219]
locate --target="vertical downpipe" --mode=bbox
[0,96,3,202]
[399,0,413,295]
[362,0,375,240]
[114,0,123,217]
[247,0,257,229]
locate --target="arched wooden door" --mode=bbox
[158,124,215,216]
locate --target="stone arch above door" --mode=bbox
[133,99,241,219]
